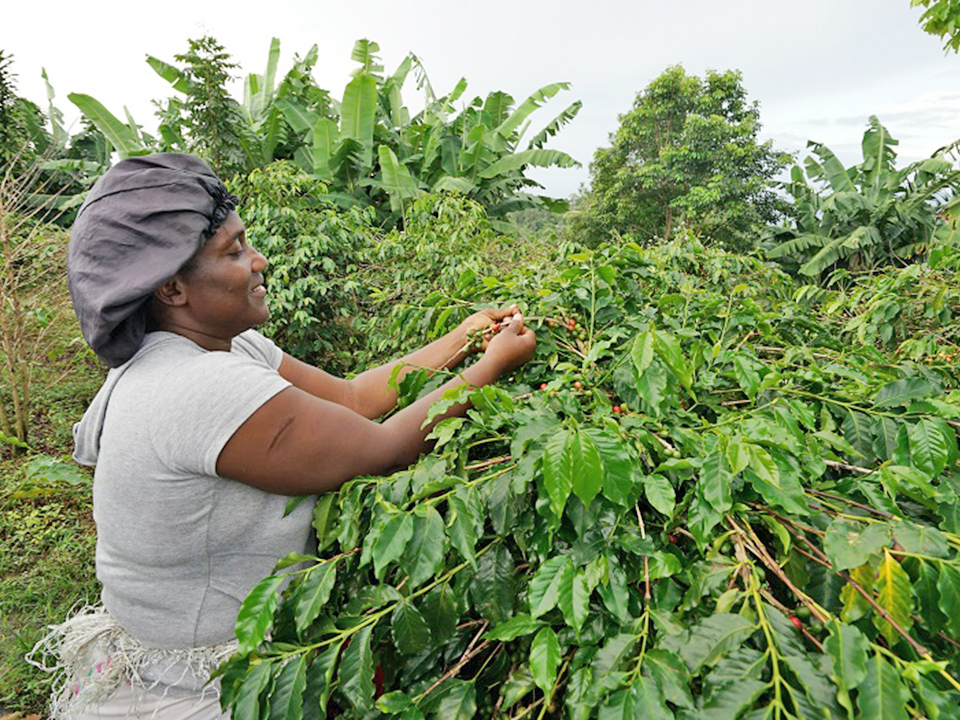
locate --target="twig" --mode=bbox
[489,667,512,720]
[759,588,824,652]
[733,331,757,353]
[794,546,831,569]
[837,560,929,657]
[727,516,830,624]
[555,339,587,360]
[456,619,487,631]
[748,503,825,536]
[784,525,934,657]
[507,698,544,720]
[420,621,491,698]
[754,344,838,362]
[643,556,651,602]
[535,655,571,720]
[650,432,677,454]
[823,459,874,475]
[806,488,896,520]
[721,398,753,406]
[465,454,512,472]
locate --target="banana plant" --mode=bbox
[66,94,150,159]
[274,39,580,224]
[767,116,960,279]
[70,35,580,225]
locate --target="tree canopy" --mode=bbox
[573,65,788,250]
[911,0,960,52]
[767,116,960,279]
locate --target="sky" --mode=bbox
[4,0,959,199]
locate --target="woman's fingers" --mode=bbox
[485,304,521,322]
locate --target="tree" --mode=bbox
[911,0,960,52]
[277,39,581,226]
[767,115,960,279]
[164,36,248,178]
[71,37,581,228]
[0,51,48,176]
[573,65,788,249]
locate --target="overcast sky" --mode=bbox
[4,0,959,198]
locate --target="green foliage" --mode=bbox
[0,461,96,712]
[767,116,960,278]
[219,225,960,718]
[573,65,789,250]
[162,36,249,177]
[70,36,580,227]
[276,39,581,226]
[912,0,960,52]
[0,51,49,175]
[355,191,561,369]
[229,162,374,371]
[801,249,960,361]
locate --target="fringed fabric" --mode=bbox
[27,605,237,720]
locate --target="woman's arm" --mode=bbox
[278,305,520,419]
[217,315,535,495]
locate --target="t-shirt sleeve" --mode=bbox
[232,329,284,370]
[149,352,291,477]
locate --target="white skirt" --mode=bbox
[28,606,237,720]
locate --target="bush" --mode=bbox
[219,228,960,717]
[230,162,375,373]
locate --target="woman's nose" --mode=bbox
[251,247,268,271]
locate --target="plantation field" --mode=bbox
[3,189,959,717]
[3,20,960,719]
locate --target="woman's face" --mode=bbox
[177,210,271,338]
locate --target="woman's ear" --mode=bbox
[153,276,188,307]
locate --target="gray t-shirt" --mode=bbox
[73,330,314,653]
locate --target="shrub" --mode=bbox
[230,162,375,372]
[218,229,960,717]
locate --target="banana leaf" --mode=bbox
[478,149,580,179]
[146,56,190,93]
[68,94,149,158]
[495,82,571,141]
[341,73,378,170]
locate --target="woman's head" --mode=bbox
[68,153,240,367]
[148,209,270,347]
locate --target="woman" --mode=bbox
[40,153,535,718]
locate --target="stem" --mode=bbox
[728,515,830,624]
[423,463,517,508]
[838,567,929,656]
[806,489,896,520]
[507,698,544,720]
[748,574,785,720]
[416,622,491,700]
[823,459,875,475]
[534,654,570,720]
[465,454,511,472]
[781,388,922,420]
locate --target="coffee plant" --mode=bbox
[229,162,375,372]
[217,228,960,719]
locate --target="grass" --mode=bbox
[0,359,102,714]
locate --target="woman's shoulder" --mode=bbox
[230,329,283,370]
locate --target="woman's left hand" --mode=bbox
[458,305,521,354]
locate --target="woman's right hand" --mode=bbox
[218,312,535,496]
[483,312,536,376]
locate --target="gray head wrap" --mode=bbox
[67,153,238,367]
